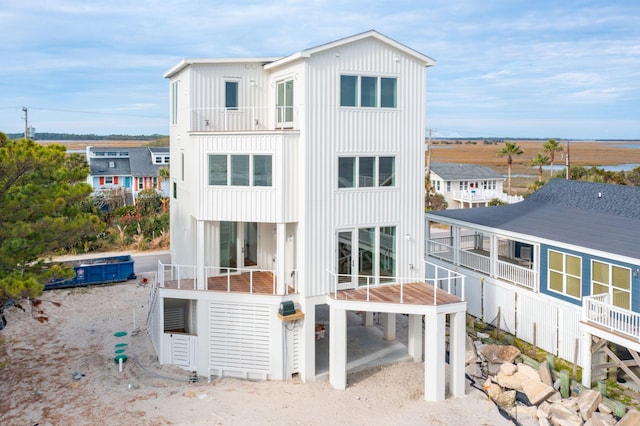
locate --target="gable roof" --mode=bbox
[429,162,503,181]
[264,30,436,70]
[165,30,436,78]
[427,179,640,261]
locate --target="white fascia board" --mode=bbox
[163,57,281,78]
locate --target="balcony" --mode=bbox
[451,190,523,206]
[428,236,537,290]
[190,106,299,132]
[157,262,298,296]
[583,294,640,342]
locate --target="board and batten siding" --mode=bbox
[299,39,427,297]
[195,132,300,223]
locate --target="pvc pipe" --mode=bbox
[119,357,123,372]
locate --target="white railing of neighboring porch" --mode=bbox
[328,261,465,305]
[583,294,640,342]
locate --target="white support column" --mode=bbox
[407,314,423,362]
[581,330,593,388]
[362,311,374,327]
[196,220,206,290]
[276,223,286,295]
[383,313,396,340]
[449,311,466,397]
[329,306,347,390]
[424,312,446,401]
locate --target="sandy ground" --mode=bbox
[0,281,516,426]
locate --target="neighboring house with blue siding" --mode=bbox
[425,178,640,388]
[86,146,170,204]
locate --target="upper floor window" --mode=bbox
[446,181,451,192]
[338,156,395,189]
[154,155,170,164]
[208,154,273,187]
[171,81,179,125]
[225,81,239,110]
[592,261,631,310]
[433,180,441,192]
[340,75,397,108]
[548,250,582,299]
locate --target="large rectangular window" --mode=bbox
[360,77,377,107]
[380,77,397,108]
[548,250,582,299]
[230,155,249,186]
[378,157,395,186]
[208,155,228,185]
[359,157,375,187]
[340,75,358,107]
[592,261,631,309]
[208,154,272,187]
[253,155,272,187]
[338,157,355,188]
[339,156,395,189]
[225,81,238,110]
[340,75,397,108]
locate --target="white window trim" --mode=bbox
[590,260,632,308]
[547,249,582,300]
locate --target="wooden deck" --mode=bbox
[162,271,296,295]
[328,282,462,306]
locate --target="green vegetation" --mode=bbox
[0,133,102,306]
[6,132,166,141]
[496,141,524,195]
[0,132,170,314]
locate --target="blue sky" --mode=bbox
[1,0,639,139]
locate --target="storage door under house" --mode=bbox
[163,305,197,369]
[209,302,272,378]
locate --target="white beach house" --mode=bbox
[147,30,468,401]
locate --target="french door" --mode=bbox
[276,79,294,128]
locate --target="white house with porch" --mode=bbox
[426,179,640,389]
[428,162,522,209]
[147,30,468,401]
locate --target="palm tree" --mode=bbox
[158,166,170,213]
[530,153,550,182]
[497,142,524,195]
[543,139,563,177]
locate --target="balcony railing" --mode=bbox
[328,262,465,305]
[427,239,537,290]
[190,106,298,132]
[157,262,297,295]
[452,190,523,205]
[583,294,640,342]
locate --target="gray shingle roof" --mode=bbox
[88,147,168,177]
[427,179,640,260]
[429,162,503,180]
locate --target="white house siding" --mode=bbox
[190,64,271,132]
[196,132,300,223]
[299,38,427,297]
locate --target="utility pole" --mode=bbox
[425,128,435,177]
[565,141,571,180]
[22,107,28,139]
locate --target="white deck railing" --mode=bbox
[426,239,536,290]
[157,261,296,295]
[583,294,640,342]
[191,106,298,132]
[452,190,523,205]
[496,259,537,290]
[328,262,465,305]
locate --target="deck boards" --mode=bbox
[162,273,461,306]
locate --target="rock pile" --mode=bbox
[464,336,640,425]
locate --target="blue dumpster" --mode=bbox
[45,255,136,290]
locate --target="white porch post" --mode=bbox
[362,311,374,326]
[452,226,460,265]
[196,220,206,290]
[424,312,446,401]
[581,330,593,388]
[449,311,466,397]
[407,314,423,362]
[276,223,286,295]
[383,313,396,340]
[329,306,347,390]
